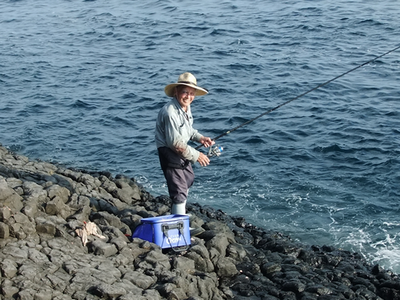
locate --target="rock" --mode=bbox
[1,144,400,300]
[173,256,196,274]
[47,185,71,203]
[89,239,118,257]
[282,281,306,293]
[22,180,47,203]
[36,218,57,236]
[0,177,24,213]
[0,222,10,238]
[215,257,238,277]
[206,233,230,257]
[1,258,18,278]
[112,177,141,204]
[227,243,248,261]
[261,262,282,276]
[0,206,11,220]
[1,279,19,298]
[123,270,156,289]
[185,249,214,273]
[144,250,171,270]
[90,282,127,299]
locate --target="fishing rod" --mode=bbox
[202,44,400,156]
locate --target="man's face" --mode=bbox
[175,86,196,111]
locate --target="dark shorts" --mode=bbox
[157,147,195,204]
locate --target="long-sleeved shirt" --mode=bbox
[155,97,203,164]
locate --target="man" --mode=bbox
[155,72,214,215]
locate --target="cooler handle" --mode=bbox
[162,221,189,252]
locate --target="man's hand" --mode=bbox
[199,136,215,148]
[197,152,210,167]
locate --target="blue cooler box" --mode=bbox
[132,214,191,250]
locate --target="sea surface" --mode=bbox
[1,0,399,272]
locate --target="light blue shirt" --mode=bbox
[155,97,203,163]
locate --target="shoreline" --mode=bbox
[1,144,399,300]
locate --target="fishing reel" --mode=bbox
[207,145,224,157]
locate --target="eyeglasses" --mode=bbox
[179,90,196,97]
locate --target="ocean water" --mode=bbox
[1,0,400,272]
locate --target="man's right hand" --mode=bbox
[197,152,210,167]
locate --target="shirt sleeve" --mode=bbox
[191,130,203,143]
[163,114,201,164]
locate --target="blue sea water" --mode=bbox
[1,0,400,272]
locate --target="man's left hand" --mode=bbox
[199,136,215,148]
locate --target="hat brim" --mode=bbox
[164,83,208,97]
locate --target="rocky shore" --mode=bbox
[1,144,400,300]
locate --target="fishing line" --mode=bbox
[198,44,400,152]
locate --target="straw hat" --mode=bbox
[164,72,208,97]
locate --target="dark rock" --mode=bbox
[226,243,248,261]
[282,280,306,293]
[144,250,171,271]
[305,285,333,295]
[261,262,282,276]
[89,240,118,257]
[1,144,400,300]
[206,233,230,257]
[123,270,156,289]
[215,257,238,277]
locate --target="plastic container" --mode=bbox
[132,214,190,250]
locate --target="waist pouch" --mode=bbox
[158,147,190,170]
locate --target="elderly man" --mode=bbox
[155,72,214,216]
